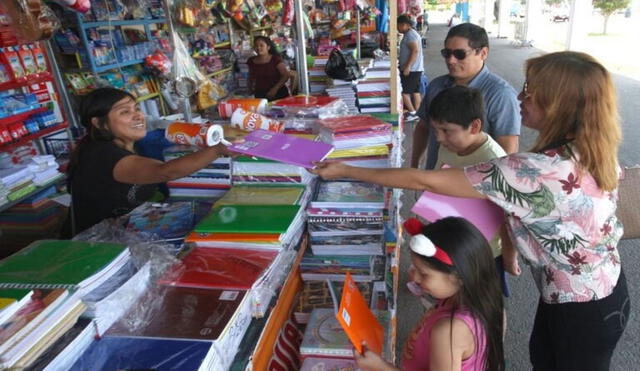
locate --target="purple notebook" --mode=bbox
[228,130,334,169]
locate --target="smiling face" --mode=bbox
[443,36,487,85]
[410,253,462,300]
[254,39,270,56]
[95,96,146,147]
[432,118,482,155]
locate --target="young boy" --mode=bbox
[427,86,518,293]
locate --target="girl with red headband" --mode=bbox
[355,217,504,371]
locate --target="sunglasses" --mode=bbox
[440,48,478,60]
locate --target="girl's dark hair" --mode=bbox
[253,36,280,58]
[413,217,504,371]
[67,88,136,181]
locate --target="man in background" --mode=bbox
[397,15,424,122]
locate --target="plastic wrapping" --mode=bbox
[272,95,350,120]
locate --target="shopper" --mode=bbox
[247,36,291,101]
[67,88,231,234]
[354,217,504,371]
[397,15,424,122]
[411,23,520,170]
[313,51,630,371]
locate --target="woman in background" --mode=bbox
[247,36,291,101]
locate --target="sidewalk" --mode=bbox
[396,23,640,370]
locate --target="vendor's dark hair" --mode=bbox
[397,14,413,26]
[429,86,485,129]
[67,88,136,181]
[253,36,280,57]
[446,23,489,50]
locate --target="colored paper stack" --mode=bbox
[355,59,400,114]
[317,114,393,151]
[325,79,359,114]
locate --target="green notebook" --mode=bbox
[215,186,305,206]
[0,240,127,289]
[194,204,301,234]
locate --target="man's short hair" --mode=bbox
[397,15,413,26]
[445,23,489,50]
[429,86,485,129]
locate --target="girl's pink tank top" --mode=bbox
[402,300,487,371]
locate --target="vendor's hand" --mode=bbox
[354,343,392,371]
[310,161,349,180]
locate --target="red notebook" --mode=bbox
[335,272,384,355]
[317,115,392,134]
[107,286,247,341]
[158,247,277,289]
[272,95,338,108]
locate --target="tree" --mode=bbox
[545,0,564,5]
[593,0,631,34]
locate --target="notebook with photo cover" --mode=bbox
[228,130,334,169]
[311,181,384,209]
[194,204,301,234]
[125,202,195,240]
[300,356,359,371]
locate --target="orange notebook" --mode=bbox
[335,272,384,355]
[185,231,281,243]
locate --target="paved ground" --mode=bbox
[395,23,640,370]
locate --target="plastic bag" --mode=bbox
[324,48,363,81]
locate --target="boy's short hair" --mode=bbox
[397,15,413,26]
[429,86,485,129]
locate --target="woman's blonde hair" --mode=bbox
[527,51,621,191]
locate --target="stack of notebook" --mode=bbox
[125,201,196,242]
[0,240,130,369]
[325,79,359,114]
[355,59,400,114]
[231,156,316,185]
[317,115,393,150]
[163,146,231,199]
[186,203,306,249]
[0,166,35,206]
[308,67,328,94]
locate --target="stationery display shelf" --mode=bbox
[0,107,48,127]
[80,18,167,29]
[0,74,53,91]
[0,122,69,152]
[136,92,160,102]
[0,174,65,213]
[93,59,145,73]
[206,67,233,78]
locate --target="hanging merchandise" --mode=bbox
[144,49,172,77]
[281,0,293,26]
[196,79,225,110]
[2,0,60,42]
[54,0,91,13]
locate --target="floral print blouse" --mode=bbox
[464,145,622,304]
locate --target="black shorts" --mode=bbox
[400,71,423,94]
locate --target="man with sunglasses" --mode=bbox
[410,23,520,170]
[397,14,425,122]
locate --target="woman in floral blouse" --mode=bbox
[312,51,629,370]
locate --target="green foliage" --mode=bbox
[545,0,564,5]
[593,0,631,16]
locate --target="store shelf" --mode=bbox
[81,18,167,28]
[0,107,48,127]
[206,67,233,78]
[0,74,53,91]
[136,92,159,102]
[0,174,65,213]
[94,59,144,73]
[0,122,69,152]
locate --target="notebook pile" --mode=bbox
[163,145,232,199]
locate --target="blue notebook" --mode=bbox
[69,336,211,371]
